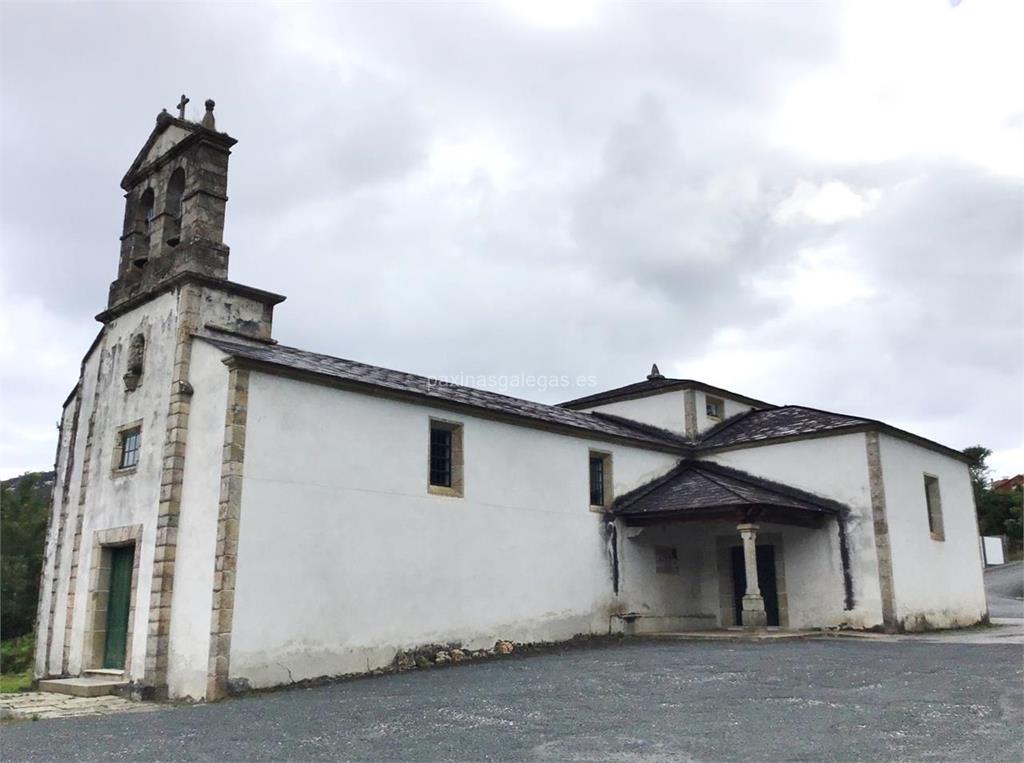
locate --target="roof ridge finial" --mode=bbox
[201,99,216,130]
[647,363,663,380]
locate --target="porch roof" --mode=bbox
[612,460,845,527]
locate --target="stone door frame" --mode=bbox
[82,524,143,674]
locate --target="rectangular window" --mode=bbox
[428,420,463,497]
[589,451,612,509]
[705,396,724,420]
[430,427,452,487]
[113,421,143,471]
[120,430,141,469]
[923,474,944,541]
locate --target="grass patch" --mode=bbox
[0,669,32,694]
[1,634,35,693]
[1,633,34,673]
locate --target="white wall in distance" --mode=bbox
[878,434,987,629]
[580,391,687,435]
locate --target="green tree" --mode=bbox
[962,444,993,500]
[962,446,1023,553]
[0,473,51,640]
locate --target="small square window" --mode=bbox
[705,396,724,420]
[428,420,463,497]
[589,451,612,509]
[923,474,944,541]
[655,545,679,575]
[118,428,141,470]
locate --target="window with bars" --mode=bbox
[428,420,463,496]
[430,427,453,487]
[589,451,612,508]
[119,428,141,469]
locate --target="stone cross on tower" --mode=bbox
[177,94,189,120]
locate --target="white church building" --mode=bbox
[35,103,988,702]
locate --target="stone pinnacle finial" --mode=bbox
[647,363,663,380]
[201,99,216,130]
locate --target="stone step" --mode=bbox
[37,676,128,698]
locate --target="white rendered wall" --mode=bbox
[36,282,276,688]
[40,357,99,676]
[230,373,679,689]
[617,521,720,630]
[878,434,987,629]
[58,291,180,680]
[144,124,190,165]
[166,340,230,699]
[34,394,81,676]
[581,389,758,437]
[706,434,882,629]
[580,392,687,435]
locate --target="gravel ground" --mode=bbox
[2,639,1021,762]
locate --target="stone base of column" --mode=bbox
[741,595,767,628]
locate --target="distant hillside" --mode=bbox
[1,471,54,640]
[1,471,55,506]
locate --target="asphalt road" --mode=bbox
[2,639,1021,762]
[986,561,1024,619]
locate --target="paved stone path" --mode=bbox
[2,640,1021,761]
[0,691,155,722]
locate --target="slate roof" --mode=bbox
[613,460,843,521]
[559,377,773,410]
[202,337,691,450]
[203,338,966,463]
[697,406,871,450]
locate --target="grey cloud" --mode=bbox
[1,1,1021,477]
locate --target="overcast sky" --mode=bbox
[1,0,1021,480]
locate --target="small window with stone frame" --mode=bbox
[116,426,142,471]
[705,395,725,420]
[923,474,945,541]
[589,451,613,509]
[428,419,464,497]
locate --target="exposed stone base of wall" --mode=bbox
[897,610,989,633]
[225,633,625,699]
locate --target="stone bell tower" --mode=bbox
[109,96,236,310]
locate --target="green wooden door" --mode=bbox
[102,546,134,669]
